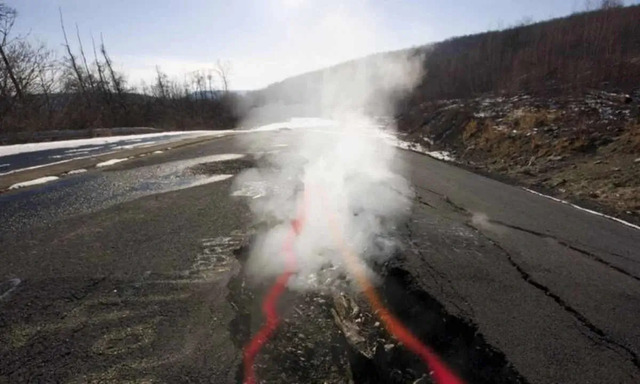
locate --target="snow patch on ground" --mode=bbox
[393,139,455,161]
[425,151,454,161]
[250,117,455,162]
[96,158,128,168]
[65,147,102,154]
[0,159,78,176]
[523,188,640,231]
[66,169,87,175]
[0,130,229,157]
[51,151,91,159]
[248,118,338,132]
[200,154,246,162]
[188,174,234,187]
[153,150,164,154]
[9,176,59,190]
[109,145,137,150]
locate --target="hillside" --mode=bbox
[396,5,640,222]
[250,5,640,109]
[241,48,423,125]
[247,4,640,221]
[406,4,640,100]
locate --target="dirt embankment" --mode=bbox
[398,90,640,222]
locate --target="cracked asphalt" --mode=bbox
[0,131,639,383]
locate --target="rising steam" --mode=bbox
[233,49,423,291]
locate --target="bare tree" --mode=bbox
[0,2,239,135]
[36,49,58,105]
[583,0,596,11]
[600,0,624,9]
[207,71,213,95]
[91,33,110,98]
[100,34,124,99]
[76,24,95,92]
[0,4,55,102]
[214,59,231,92]
[154,66,168,99]
[0,3,22,99]
[10,40,54,94]
[59,8,86,93]
[189,70,206,100]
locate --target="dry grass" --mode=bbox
[508,109,553,131]
[616,123,640,153]
[462,119,480,142]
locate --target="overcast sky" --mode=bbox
[5,0,640,90]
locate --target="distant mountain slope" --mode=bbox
[242,3,640,224]
[248,4,640,113]
[407,4,640,102]
[244,48,422,118]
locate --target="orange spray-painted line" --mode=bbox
[243,183,464,384]
[242,198,307,384]
[320,193,465,384]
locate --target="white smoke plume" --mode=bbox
[233,24,424,292]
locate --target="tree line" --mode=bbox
[406,0,639,102]
[0,3,238,137]
[248,1,638,116]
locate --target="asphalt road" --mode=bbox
[0,132,209,174]
[0,130,638,383]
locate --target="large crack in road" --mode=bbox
[430,192,640,374]
[223,229,529,383]
[2,132,639,383]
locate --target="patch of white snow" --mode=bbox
[9,176,60,190]
[188,174,234,187]
[96,158,128,168]
[66,169,87,175]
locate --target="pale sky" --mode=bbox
[6,0,639,90]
